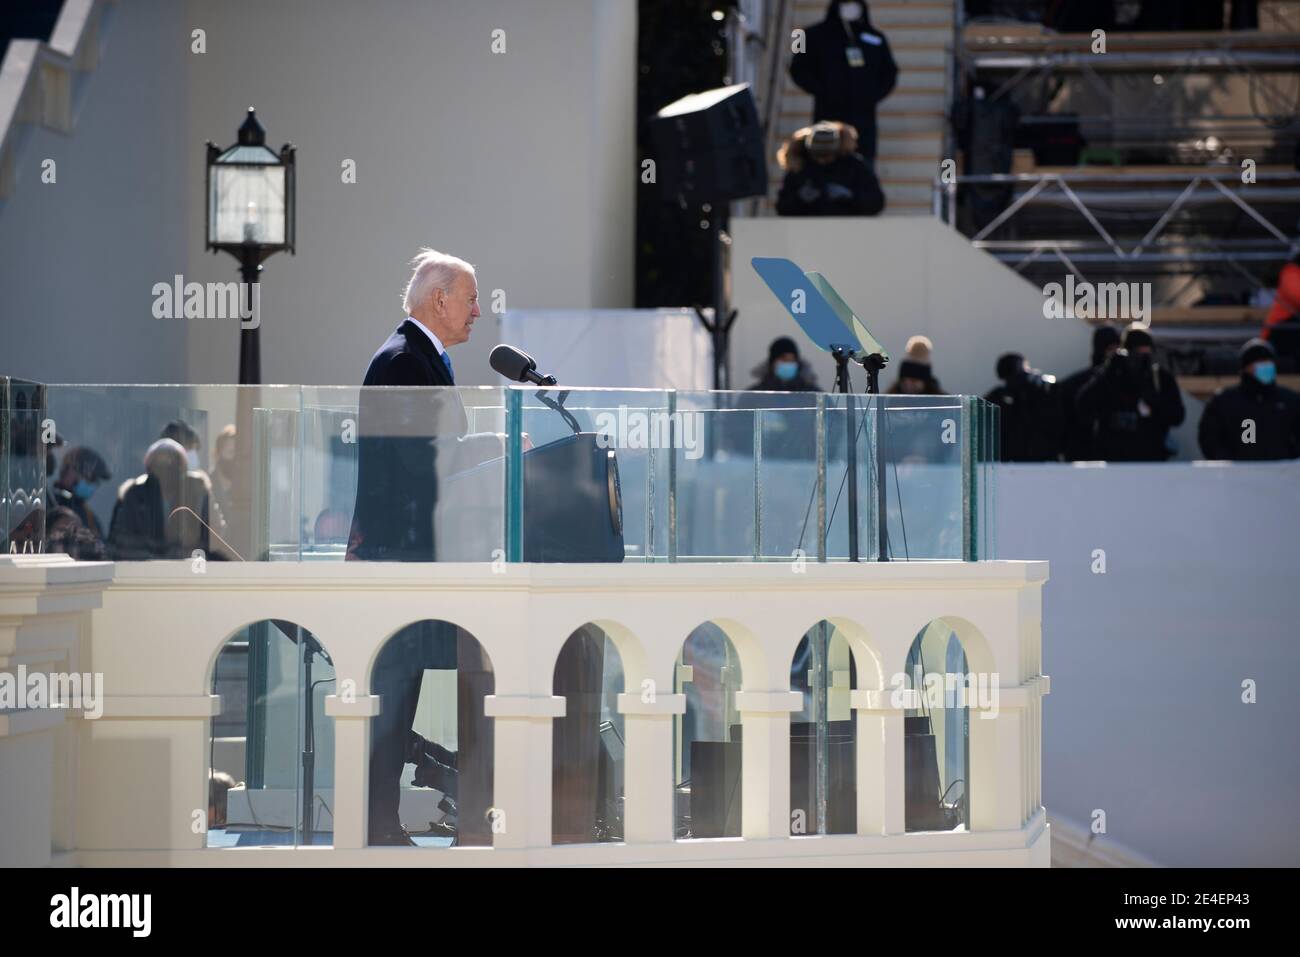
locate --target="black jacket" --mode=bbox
[776,152,884,216]
[789,1,898,160]
[107,473,212,559]
[1076,351,1186,461]
[1058,363,1102,460]
[349,319,463,561]
[984,379,1065,462]
[1198,375,1300,461]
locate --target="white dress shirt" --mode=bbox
[406,315,447,358]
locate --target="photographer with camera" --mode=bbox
[984,353,1064,461]
[1076,324,1185,461]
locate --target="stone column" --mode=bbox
[851,686,914,835]
[483,694,566,849]
[324,692,380,849]
[734,690,802,840]
[617,691,685,843]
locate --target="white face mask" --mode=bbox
[186,449,201,470]
[840,2,864,21]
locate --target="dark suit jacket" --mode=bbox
[349,320,465,561]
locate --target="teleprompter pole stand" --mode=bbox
[862,352,890,563]
[831,346,859,562]
[693,211,739,392]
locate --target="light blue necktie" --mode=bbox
[440,351,454,384]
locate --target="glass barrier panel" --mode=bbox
[44,385,298,562]
[28,383,997,564]
[880,394,965,561]
[2,377,47,555]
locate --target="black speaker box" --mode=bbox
[649,83,767,203]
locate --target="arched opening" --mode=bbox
[367,620,494,847]
[789,619,858,836]
[551,623,628,844]
[674,622,743,839]
[207,619,335,847]
[903,618,973,832]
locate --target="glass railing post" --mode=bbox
[506,387,523,563]
[668,390,678,563]
[815,394,827,563]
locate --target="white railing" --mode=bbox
[1,554,1049,866]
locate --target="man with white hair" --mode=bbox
[350,248,481,846]
[374,247,479,391]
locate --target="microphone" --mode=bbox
[490,343,557,386]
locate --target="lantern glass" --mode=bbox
[209,161,287,246]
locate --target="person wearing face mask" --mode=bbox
[1198,338,1300,461]
[749,336,822,392]
[1076,324,1186,461]
[47,446,111,551]
[789,0,898,167]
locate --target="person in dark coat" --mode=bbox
[1076,324,1186,461]
[749,336,822,392]
[1058,325,1121,461]
[107,439,213,559]
[1199,338,1300,460]
[47,445,111,551]
[789,0,898,165]
[984,353,1065,462]
[776,121,884,216]
[888,335,946,395]
[351,248,488,847]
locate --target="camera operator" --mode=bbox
[984,352,1064,461]
[1076,324,1185,461]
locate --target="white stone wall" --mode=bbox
[2,556,1050,866]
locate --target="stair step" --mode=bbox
[878,157,941,180]
[878,27,955,46]
[776,110,943,138]
[892,46,949,68]
[867,3,955,27]
[792,0,954,27]
[878,109,945,133]
[882,180,935,204]
[783,69,943,98]
[783,86,945,113]
[886,201,936,215]
[877,131,942,156]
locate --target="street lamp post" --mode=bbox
[205,107,295,385]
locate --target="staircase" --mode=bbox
[761,0,954,216]
[0,0,117,200]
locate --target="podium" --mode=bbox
[440,431,624,563]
